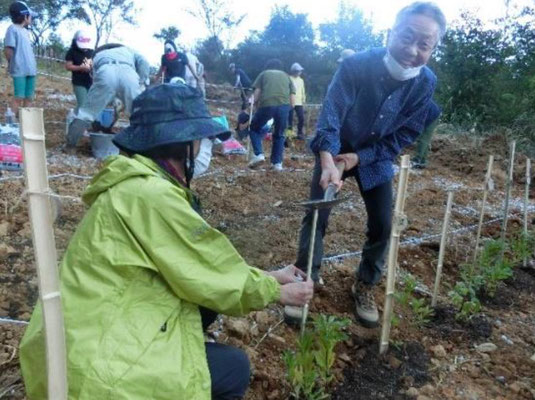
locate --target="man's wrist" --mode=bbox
[319,151,335,168]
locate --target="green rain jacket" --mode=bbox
[19,155,280,400]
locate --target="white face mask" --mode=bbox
[383,51,423,81]
[192,138,213,177]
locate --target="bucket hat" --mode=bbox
[113,84,230,154]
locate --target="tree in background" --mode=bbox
[319,1,383,60]
[186,0,245,48]
[77,0,137,47]
[232,6,320,93]
[29,0,85,53]
[188,0,246,82]
[153,26,181,43]
[430,12,507,128]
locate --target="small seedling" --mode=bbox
[284,332,325,400]
[395,274,433,327]
[410,297,434,326]
[284,315,349,399]
[395,274,417,307]
[510,231,535,264]
[448,262,483,321]
[313,315,350,384]
[478,239,513,297]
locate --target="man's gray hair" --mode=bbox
[394,2,447,41]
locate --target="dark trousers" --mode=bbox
[250,105,291,164]
[239,87,252,111]
[288,105,305,137]
[295,157,393,285]
[200,308,250,399]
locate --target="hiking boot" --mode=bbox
[351,281,379,328]
[284,305,303,325]
[248,153,265,168]
[270,163,283,171]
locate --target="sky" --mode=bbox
[1,0,531,66]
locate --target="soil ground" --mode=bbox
[0,77,534,399]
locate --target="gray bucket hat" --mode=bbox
[113,84,230,154]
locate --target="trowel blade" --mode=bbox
[299,196,348,209]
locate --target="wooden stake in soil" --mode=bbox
[300,208,318,337]
[20,108,68,400]
[431,190,454,307]
[473,155,494,263]
[524,158,531,267]
[499,140,516,262]
[379,155,411,355]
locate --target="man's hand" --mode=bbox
[334,153,359,171]
[268,265,306,284]
[279,280,314,306]
[319,151,343,191]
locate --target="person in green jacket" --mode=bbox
[19,84,313,400]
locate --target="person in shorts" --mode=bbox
[3,1,37,118]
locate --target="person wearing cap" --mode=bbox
[156,40,199,84]
[286,2,446,328]
[412,100,441,168]
[229,63,253,111]
[288,62,306,140]
[20,83,313,400]
[248,59,296,171]
[66,44,150,151]
[3,1,37,118]
[337,48,356,64]
[65,30,95,113]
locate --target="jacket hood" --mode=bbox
[82,155,162,206]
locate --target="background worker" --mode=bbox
[229,63,253,110]
[20,84,313,400]
[66,44,150,150]
[288,62,306,140]
[185,51,206,96]
[3,1,37,119]
[248,58,296,171]
[412,100,442,169]
[286,2,446,328]
[156,40,200,84]
[65,30,94,113]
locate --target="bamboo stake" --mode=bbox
[20,108,68,400]
[300,208,319,337]
[524,158,531,267]
[473,155,494,263]
[499,141,516,262]
[379,155,411,355]
[431,190,454,307]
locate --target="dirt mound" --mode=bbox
[332,341,430,400]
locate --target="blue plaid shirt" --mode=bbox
[310,48,437,191]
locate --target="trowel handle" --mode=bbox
[324,161,346,200]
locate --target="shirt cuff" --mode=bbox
[310,135,340,155]
[356,146,376,167]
